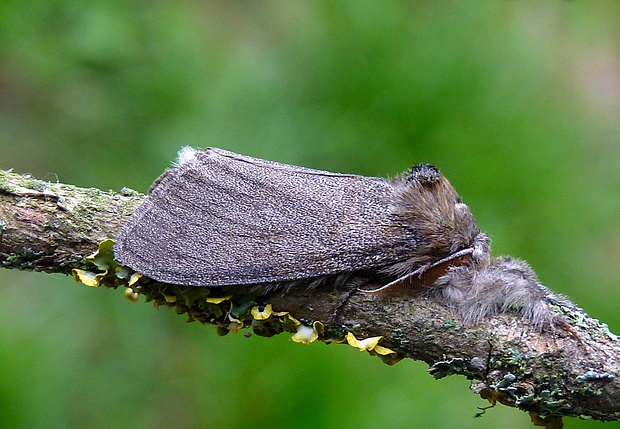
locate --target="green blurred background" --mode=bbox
[1,1,620,428]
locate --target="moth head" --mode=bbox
[394,164,480,257]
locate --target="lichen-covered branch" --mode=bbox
[1,169,619,425]
[0,170,143,272]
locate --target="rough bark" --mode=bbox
[1,169,619,426]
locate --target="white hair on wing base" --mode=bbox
[174,146,199,166]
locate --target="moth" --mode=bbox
[114,147,570,328]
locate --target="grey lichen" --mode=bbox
[516,389,573,416]
[576,369,615,383]
[1,247,45,270]
[428,357,467,379]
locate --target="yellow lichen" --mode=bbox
[128,272,142,287]
[292,321,324,344]
[206,296,232,304]
[72,239,130,289]
[346,332,382,351]
[345,332,401,365]
[124,288,140,303]
[71,269,102,288]
[227,315,244,333]
[287,314,301,326]
[251,304,273,320]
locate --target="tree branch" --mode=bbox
[1,169,619,425]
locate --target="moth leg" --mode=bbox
[326,276,372,323]
[361,249,473,296]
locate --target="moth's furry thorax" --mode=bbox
[392,164,480,259]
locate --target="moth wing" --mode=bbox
[114,148,417,286]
